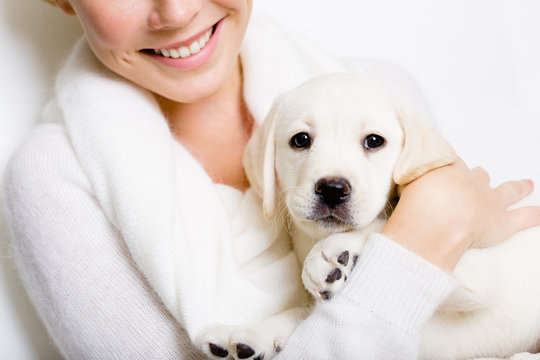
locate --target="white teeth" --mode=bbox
[169,48,180,58]
[179,46,190,58]
[189,41,200,54]
[155,28,213,58]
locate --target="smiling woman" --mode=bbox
[2,1,540,359]
[56,0,251,105]
[53,0,256,192]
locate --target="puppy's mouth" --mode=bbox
[308,211,355,230]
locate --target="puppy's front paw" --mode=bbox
[200,327,269,360]
[199,324,233,359]
[302,233,364,301]
[198,308,305,360]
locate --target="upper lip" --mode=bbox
[149,18,221,50]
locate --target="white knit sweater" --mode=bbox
[4,13,455,359]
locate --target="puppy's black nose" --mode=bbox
[315,177,351,208]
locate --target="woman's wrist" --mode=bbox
[381,220,463,272]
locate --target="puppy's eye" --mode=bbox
[364,134,385,149]
[290,132,311,149]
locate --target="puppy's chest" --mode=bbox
[215,185,296,270]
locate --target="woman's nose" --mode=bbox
[148,0,202,30]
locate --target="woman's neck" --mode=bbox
[156,59,253,191]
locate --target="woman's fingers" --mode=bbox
[506,206,540,237]
[471,167,490,185]
[478,206,540,249]
[495,179,534,207]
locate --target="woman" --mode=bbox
[4,0,540,359]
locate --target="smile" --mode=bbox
[152,26,215,59]
[142,19,224,70]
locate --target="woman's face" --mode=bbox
[61,0,252,103]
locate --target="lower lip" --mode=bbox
[314,213,353,226]
[145,18,224,71]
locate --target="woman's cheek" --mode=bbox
[215,0,252,14]
[75,1,144,50]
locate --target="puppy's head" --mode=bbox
[244,73,455,236]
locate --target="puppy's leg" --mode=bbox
[302,231,368,301]
[198,307,307,360]
[438,248,502,313]
[229,307,307,360]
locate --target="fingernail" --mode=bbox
[524,179,534,189]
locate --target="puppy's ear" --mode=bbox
[56,0,76,15]
[393,102,456,186]
[243,96,284,219]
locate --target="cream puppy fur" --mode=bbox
[243,73,540,359]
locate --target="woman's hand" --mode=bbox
[382,157,540,271]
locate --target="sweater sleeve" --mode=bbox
[3,123,206,359]
[276,234,456,360]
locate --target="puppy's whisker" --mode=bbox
[270,202,285,230]
[271,186,314,239]
[380,199,395,221]
[270,198,294,238]
[276,202,290,231]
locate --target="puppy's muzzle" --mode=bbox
[314,177,351,209]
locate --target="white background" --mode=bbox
[1,0,539,358]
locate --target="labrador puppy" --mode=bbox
[243,73,540,359]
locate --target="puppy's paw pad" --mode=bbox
[337,251,349,266]
[325,267,342,284]
[208,343,229,358]
[230,338,269,360]
[236,343,256,358]
[318,290,333,300]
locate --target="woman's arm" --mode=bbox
[6,124,539,359]
[4,123,206,359]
